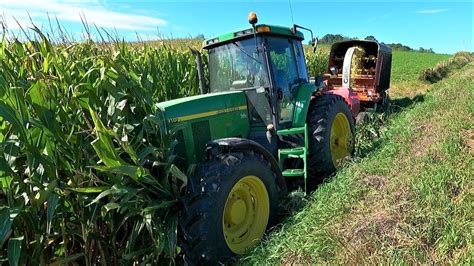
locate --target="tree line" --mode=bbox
[316,34,435,53]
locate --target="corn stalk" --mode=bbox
[0,26,198,264]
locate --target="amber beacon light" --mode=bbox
[248,12,258,25]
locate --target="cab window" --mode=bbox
[293,41,309,81]
[268,38,300,125]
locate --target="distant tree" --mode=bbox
[195,34,205,40]
[314,33,438,54]
[418,47,435,53]
[365,35,378,42]
[387,43,413,51]
[319,34,348,44]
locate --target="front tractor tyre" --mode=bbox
[179,151,279,264]
[307,94,355,177]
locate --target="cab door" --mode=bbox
[267,37,309,129]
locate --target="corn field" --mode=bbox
[0,25,328,264]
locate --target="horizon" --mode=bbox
[0,0,472,54]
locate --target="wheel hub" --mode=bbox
[222,175,269,254]
[225,198,247,225]
[330,112,352,167]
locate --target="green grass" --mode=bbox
[391,51,451,83]
[243,62,474,264]
[389,51,451,100]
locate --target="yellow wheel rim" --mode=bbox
[330,113,352,167]
[223,175,269,254]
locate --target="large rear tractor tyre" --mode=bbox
[179,151,279,264]
[307,94,355,178]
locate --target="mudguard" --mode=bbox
[292,83,317,128]
[206,138,288,197]
[323,87,360,117]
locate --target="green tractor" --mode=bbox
[156,12,390,263]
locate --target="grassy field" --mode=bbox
[391,51,451,83]
[243,59,474,264]
[390,51,450,99]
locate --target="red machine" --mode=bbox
[323,40,392,117]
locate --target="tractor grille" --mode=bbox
[174,130,187,165]
[192,121,211,162]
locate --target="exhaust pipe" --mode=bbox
[190,48,206,95]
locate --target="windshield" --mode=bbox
[208,38,269,92]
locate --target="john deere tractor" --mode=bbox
[156,12,391,263]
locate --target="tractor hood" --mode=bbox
[157,91,248,125]
[156,91,251,163]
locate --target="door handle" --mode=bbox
[277,88,283,100]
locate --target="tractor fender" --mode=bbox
[205,138,288,197]
[292,83,317,127]
[323,88,360,118]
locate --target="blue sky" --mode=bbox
[0,0,472,54]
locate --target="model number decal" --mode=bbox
[168,105,247,123]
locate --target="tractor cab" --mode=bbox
[200,19,319,189]
[202,22,312,132]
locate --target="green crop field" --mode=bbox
[391,51,451,83]
[0,27,472,265]
[389,51,451,100]
[0,32,203,264]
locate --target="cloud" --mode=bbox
[0,0,167,31]
[416,9,449,14]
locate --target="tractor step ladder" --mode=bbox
[277,124,309,192]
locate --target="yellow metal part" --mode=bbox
[223,175,269,254]
[330,113,351,167]
[169,105,247,123]
[256,26,271,33]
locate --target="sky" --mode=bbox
[0,0,472,54]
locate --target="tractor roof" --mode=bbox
[203,24,305,49]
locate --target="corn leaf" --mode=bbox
[170,164,187,190]
[88,185,128,206]
[94,165,148,181]
[49,253,85,266]
[0,102,25,139]
[7,236,23,266]
[69,187,109,193]
[89,107,125,167]
[46,193,59,235]
[0,207,13,247]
